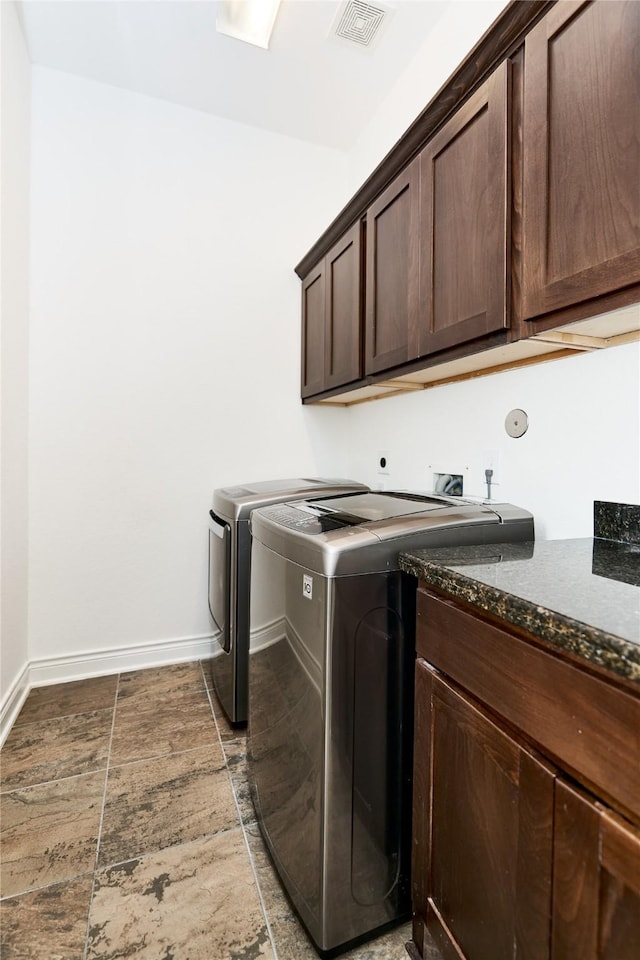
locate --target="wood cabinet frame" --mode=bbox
[295,1,553,281]
[552,780,640,960]
[300,262,326,398]
[520,0,640,321]
[419,60,511,356]
[414,661,555,960]
[324,222,363,390]
[297,0,640,405]
[365,157,421,374]
[300,221,363,398]
[412,586,640,960]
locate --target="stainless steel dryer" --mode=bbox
[207,477,367,723]
[247,491,534,955]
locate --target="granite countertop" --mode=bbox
[400,532,640,685]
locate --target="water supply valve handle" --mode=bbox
[485,468,494,501]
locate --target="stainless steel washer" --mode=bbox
[247,491,534,954]
[207,478,367,723]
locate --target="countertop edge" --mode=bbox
[400,551,640,685]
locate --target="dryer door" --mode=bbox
[208,510,231,653]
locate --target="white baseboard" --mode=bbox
[249,617,286,652]
[0,632,220,747]
[0,663,31,748]
[28,632,219,686]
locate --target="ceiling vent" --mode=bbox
[331,1,394,50]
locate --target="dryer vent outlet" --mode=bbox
[434,473,463,497]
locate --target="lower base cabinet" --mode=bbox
[412,590,640,960]
[552,781,640,960]
[415,664,554,960]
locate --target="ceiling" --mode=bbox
[18,0,450,150]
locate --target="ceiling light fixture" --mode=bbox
[216,0,282,50]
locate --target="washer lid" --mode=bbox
[306,491,456,524]
[212,477,368,520]
[255,491,500,539]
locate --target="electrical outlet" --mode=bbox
[377,452,390,475]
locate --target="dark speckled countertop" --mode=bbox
[399,503,640,685]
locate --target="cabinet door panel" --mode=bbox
[365,156,421,373]
[325,222,362,390]
[552,780,640,960]
[600,812,640,960]
[419,665,554,960]
[522,0,640,319]
[301,264,326,398]
[420,60,509,356]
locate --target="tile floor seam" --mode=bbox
[10,705,116,730]
[198,660,279,957]
[78,665,240,957]
[105,740,224,773]
[217,740,280,954]
[115,685,207,702]
[0,766,110,797]
[86,821,248,875]
[0,706,115,796]
[200,660,222,739]
[0,870,95,903]
[234,787,280,960]
[81,671,120,960]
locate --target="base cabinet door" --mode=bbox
[521,0,640,320]
[414,660,554,960]
[552,779,640,960]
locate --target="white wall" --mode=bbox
[341,0,640,539]
[12,1,640,690]
[1,3,31,710]
[28,67,350,665]
[345,337,640,540]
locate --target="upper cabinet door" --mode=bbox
[419,60,510,357]
[324,222,363,391]
[300,262,326,399]
[365,156,421,374]
[521,0,640,321]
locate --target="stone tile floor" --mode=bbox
[0,661,442,959]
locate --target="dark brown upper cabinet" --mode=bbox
[521,0,640,322]
[301,261,326,398]
[365,156,421,375]
[301,221,363,399]
[298,0,640,405]
[419,60,510,356]
[366,59,510,375]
